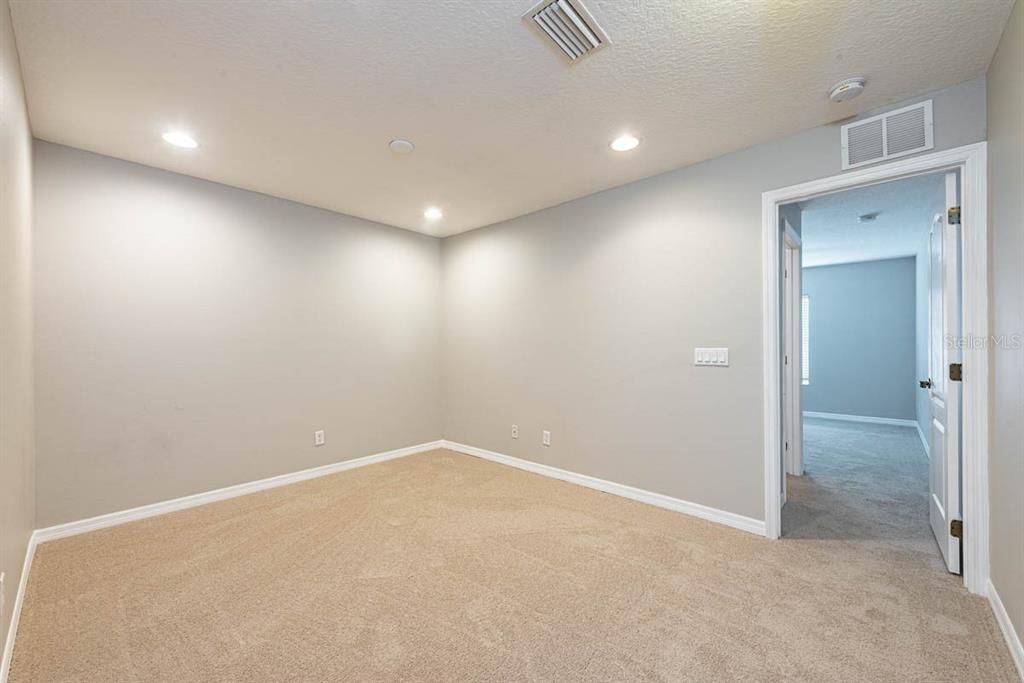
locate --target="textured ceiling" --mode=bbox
[9,0,1014,236]
[800,172,945,268]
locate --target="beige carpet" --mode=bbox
[10,438,1018,681]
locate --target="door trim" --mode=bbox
[760,142,989,595]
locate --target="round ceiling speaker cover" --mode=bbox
[829,78,866,103]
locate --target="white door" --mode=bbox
[781,244,792,504]
[926,172,962,574]
[782,237,803,480]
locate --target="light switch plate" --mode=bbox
[694,347,729,366]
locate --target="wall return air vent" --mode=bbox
[524,0,610,63]
[841,100,934,170]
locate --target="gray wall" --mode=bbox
[0,0,34,663]
[33,142,443,526]
[802,258,916,420]
[442,79,987,520]
[987,0,1024,652]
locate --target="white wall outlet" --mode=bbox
[542,430,551,446]
[694,347,729,366]
[314,430,325,447]
[511,424,519,439]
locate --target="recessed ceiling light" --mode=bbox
[389,139,415,154]
[610,134,640,152]
[162,130,198,149]
[424,207,443,220]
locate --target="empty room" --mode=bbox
[1,1,1022,681]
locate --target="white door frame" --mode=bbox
[761,142,989,595]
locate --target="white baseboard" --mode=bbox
[803,411,919,428]
[1,531,38,683]
[34,440,444,544]
[989,580,1024,681]
[441,440,766,537]
[915,421,930,457]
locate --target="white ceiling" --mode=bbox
[799,172,945,268]
[9,0,1014,237]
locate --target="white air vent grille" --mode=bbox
[524,0,609,63]
[846,118,884,166]
[841,100,934,170]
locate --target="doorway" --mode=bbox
[761,143,989,595]
[779,170,961,571]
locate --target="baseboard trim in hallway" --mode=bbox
[441,440,767,537]
[989,581,1024,681]
[33,440,445,545]
[803,410,919,428]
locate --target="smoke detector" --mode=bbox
[524,0,610,63]
[829,77,866,103]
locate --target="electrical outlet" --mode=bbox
[314,430,325,447]
[511,424,519,439]
[542,430,551,447]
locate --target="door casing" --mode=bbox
[761,142,989,595]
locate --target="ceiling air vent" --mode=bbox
[523,0,610,63]
[841,100,934,170]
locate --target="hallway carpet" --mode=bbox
[9,437,1018,681]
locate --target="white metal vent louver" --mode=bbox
[841,101,934,170]
[524,0,609,63]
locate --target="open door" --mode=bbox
[925,171,962,574]
[782,228,803,482]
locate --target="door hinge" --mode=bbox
[949,363,963,382]
[948,206,961,225]
[950,519,963,539]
